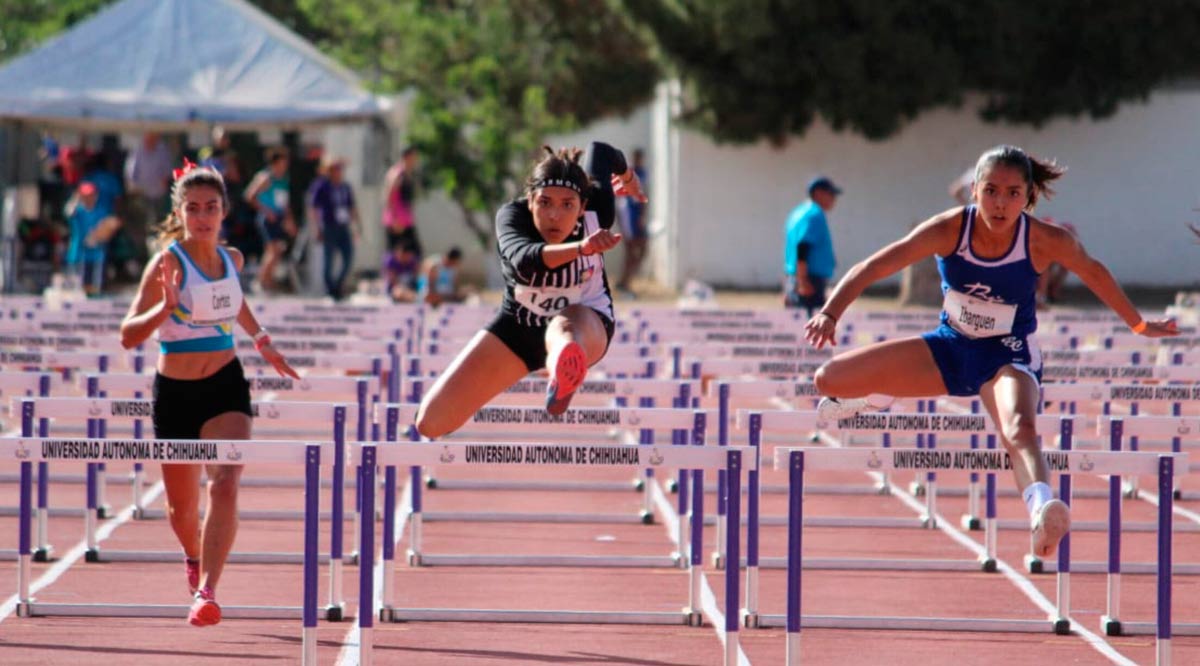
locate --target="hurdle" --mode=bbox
[357,439,751,666]
[380,400,711,567]
[12,396,354,615]
[772,443,1181,666]
[415,376,695,493]
[4,435,329,660]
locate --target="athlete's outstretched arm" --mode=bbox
[805,211,958,348]
[1039,223,1177,337]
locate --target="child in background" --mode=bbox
[384,242,420,303]
[65,182,119,296]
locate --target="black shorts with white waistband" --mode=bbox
[153,358,253,440]
[485,309,615,373]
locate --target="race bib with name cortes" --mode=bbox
[187,278,243,326]
[514,283,583,318]
[943,288,1016,338]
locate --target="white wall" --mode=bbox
[660,89,1200,290]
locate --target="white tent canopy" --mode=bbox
[0,0,387,130]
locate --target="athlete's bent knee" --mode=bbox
[813,363,836,396]
[1000,414,1038,449]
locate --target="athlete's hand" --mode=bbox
[804,312,838,350]
[158,258,181,312]
[1137,318,1180,338]
[612,172,648,203]
[580,228,622,256]
[260,344,300,379]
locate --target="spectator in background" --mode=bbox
[306,155,360,301]
[244,148,294,292]
[65,182,119,296]
[948,167,974,206]
[616,147,649,297]
[382,146,422,255]
[1037,218,1078,307]
[124,132,174,263]
[419,247,467,307]
[784,176,842,316]
[383,242,420,303]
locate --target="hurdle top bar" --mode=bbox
[80,372,380,396]
[0,437,331,465]
[774,446,1181,477]
[735,409,1094,438]
[377,402,709,431]
[14,397,355,425]
[360,440,755,471]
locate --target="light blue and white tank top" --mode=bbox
[936,205,1039,339]
[156,243,243,354]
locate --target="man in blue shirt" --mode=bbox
[784,176,842,315]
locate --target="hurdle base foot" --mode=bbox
[1121,486,1139,500]
[873,482,891,495]
[424,476,438,490]
[665,479,678,494]
[633,478,645,492]
[711,553,724,570]
[670,552,687,569]
[808,433,820,443]
[638,510,654,525]
[325,604,345,622]
[960,515,981,531]
[84,549,100,563]
[920,515,937,529]
[344,552,360,566]
[32,547,53,563]
[1101,615,1122,636]
[1053,618,1071,635]
[1024,554,1044,574]
[407,550,423,567]
[741,610,760,629]
[1173,489,1184,501]
[16,602,32,618]
[132,507,147,520]
[96,505,113,520]
[379,607,395,623]
[683,609,703,627]
[979,557,997,573]
[909,482,926,497]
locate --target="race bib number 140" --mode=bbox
[514,284,581,318]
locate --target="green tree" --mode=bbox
[0,0,111,62]
[619,0,1200,143]
[297,0,660,245]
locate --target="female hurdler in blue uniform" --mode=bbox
[806,145,1178,558]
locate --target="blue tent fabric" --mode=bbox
[0,0,386,128]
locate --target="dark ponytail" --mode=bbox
[974,145,1066,209]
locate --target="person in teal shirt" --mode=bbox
[784,176,842,315]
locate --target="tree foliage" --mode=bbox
[619,0,1200,143]
[296,0,661,244]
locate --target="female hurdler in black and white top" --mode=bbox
[415,142,647,438]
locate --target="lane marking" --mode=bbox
[650,480,752,666]
[335,479,412,666]
[0,480,165,623]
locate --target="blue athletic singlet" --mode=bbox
[923,206,1043,396]
[156,243,243,354]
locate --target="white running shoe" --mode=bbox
[816,397,872,422]
[1031,498,1071,558]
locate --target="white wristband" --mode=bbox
[253,328,270,343]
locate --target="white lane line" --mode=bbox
[651,480,752,666]
[335,479,412,666]
[864,467,1140,666]
[1139,489,1200,525]
[0,480,166,623]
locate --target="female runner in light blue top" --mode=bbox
[804,145,1178,560]
[120,161,297,627]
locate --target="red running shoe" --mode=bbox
[188,587,221,627]
[185,558,200,595]
[545,341,587,416]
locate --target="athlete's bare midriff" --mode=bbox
[157,348,237,380]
